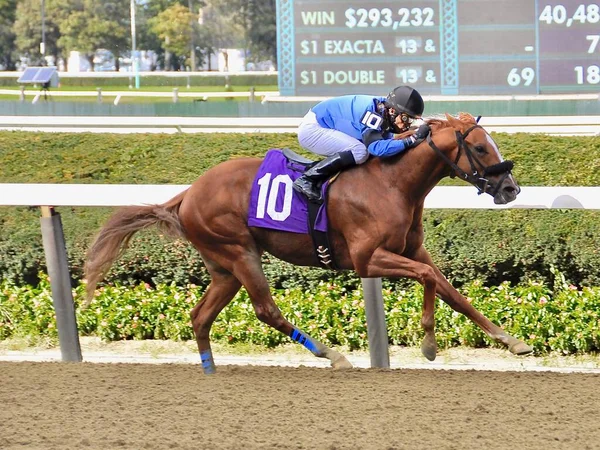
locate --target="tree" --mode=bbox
[13,0,66,66]
[136,0,188,70]
[57,0,129,70]
[148,3,196,70]
[0,0,17,69]
[194,0,244,71]
[246,0,276,64]
[143,0,187,16]
[200,0,276,68]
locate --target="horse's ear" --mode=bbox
[458,112,476,124]
[445,113,460,128]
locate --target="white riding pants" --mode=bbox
[297,111,370,164]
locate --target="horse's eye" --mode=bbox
[474,145,486,154]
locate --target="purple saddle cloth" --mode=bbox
[248,149,328,234]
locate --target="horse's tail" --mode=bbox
[83,190,188,305]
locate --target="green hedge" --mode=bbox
[1,132,597,186]
[1,271,599,355]
[0,74,278,88]
[0,132,599,290]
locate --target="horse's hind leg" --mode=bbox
[190,260,242,374]
[232,254,352,369]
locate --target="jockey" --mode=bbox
[293,85,431,202]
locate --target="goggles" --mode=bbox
[390,109,417,127]
[399,113,416,126]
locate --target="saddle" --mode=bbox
[282,149,337,269]
[282,148,316,166]
[248,148,338,269]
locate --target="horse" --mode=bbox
[85,112,533,374]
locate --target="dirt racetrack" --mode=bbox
[1,361,599,450]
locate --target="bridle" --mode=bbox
[425,124,516,196]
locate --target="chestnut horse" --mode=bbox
[85,113,533,374]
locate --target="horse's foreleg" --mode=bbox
[232,254,352,369]
[356,247,438,361]
[411,246,532,355]
[190,266,242,374]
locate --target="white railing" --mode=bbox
[0,88,279,105]
[1,115,599,135]
[2,184,600,209]
[2,184,599,365]
[0,115,297,133]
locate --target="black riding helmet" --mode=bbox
[385,85,424,118]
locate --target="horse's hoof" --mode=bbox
[202,364,217,375]
[509,341,533,355]
[331,356,353,369]
[421,335,437,361]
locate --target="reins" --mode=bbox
[425,124,514,196]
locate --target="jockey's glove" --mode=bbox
[414,124,431,140]
[400,124,431,149]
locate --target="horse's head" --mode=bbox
[427,113,520,204]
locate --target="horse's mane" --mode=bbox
[426,112,478,132]
[395,112,478,140]
[391,112,478,144]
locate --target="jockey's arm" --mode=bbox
[363,129,416,158]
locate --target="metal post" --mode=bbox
[40,0,46,59]
[188,0,196,71]
[20,86,25,102]
[250,86,255,102]
[97,88,102,103]
[131,0,140,88]
[361,277,390,368]
[40,207,82,362]
[173,88,179,103]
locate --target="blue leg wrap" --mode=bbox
[290,328,318,354]
[200,349,216,374]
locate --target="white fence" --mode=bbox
[1,115,599,135]
[2,183,600,365]
[0,88,279,105]
[2,184,600,209]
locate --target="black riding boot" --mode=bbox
[293,150,356,202]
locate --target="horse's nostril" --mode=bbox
[504,185,520,195]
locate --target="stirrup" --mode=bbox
[293,178,322,202]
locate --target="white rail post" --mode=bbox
[40,206,82,362]
[361,277,390,368]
